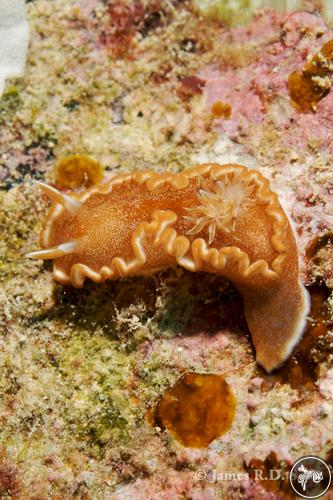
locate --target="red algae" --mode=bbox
[288,39,333,112]
[0,449,22,500]
[54,155,104,189]
[178,76,206,98]
[100,1,167,59]
[101,1,144,58]
[154,373,236,448]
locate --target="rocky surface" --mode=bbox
[0,1,332,498]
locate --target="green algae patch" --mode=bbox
[58,333,138,455]
[194,0,258,27]
[0,185,46,281]
[0,82,23,123]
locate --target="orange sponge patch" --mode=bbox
[55,155,105,189]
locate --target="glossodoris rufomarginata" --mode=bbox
[27,163,310,373]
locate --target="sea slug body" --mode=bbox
[27,163,310,373]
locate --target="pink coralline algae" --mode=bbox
[199,10,333,156]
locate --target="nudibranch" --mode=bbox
[27,163,310,373]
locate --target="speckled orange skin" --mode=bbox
[32,163,310,372]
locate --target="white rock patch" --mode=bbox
[0,0,29,97]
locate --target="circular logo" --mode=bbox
[289,456,332,499]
